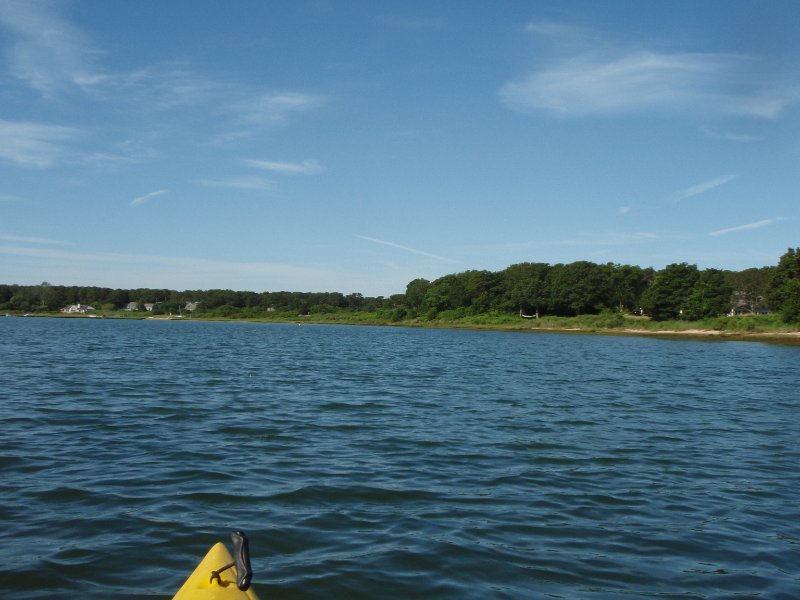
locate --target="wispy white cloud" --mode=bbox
[0,0,105,96]
[501,23,798,119]
[244,158,324,175]
[130,189,168,207]
[234,92,325,125]
[81,152,135,166]
[356,235,458,263]
[194,177,273,191]
[676,174,737,200]
[211,93,325,142]
[111,63,222,110]
[106,69,327,144]
[702,128,765,143]
[0,4,221,106]
[709,217,784,237]
[110,67,326,129]
[0,120,157,170]
[618,206,632,215]
[0,2,326,157]
[0,1,323,135]
[0,234,71,245]
[0,119,79,168]
[0,193,22,202]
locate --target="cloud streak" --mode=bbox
[676,174,737,200]
[0,234,71,245]
[702,128,765,143]
[130,189,168,207]
[194,177,273,191]
[356,235,458,263]
[0,119,79,167]
[709,218,783,237]
[234,92,325,125]
[0,2,324,128]
[0,0,105,95]
[244,158,323,175]
[500,23,798,119]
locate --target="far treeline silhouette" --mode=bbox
[3,247,799,324]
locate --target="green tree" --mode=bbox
[462,270,501,314]
[417,270,499,315]
[107,289,131,310]
[547,261,610,316]
[421,274,470,316]
[0,284,15,307]
[683,268,732,320]
[727,267,774,314]
[344,293,365,310]
[34,282,67,311]
[768,248,800,322]
[777,279,800,323]
[503,263,550,317]
[8,290,34,311]
[201,289,230,309]
[404,279,430,314]
[640,263,700,321]
[607,264,653,313]
[151,300,182,315]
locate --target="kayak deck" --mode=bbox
[172,542,260,600]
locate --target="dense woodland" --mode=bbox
[3,247,799,324]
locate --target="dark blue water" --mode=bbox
[1,317,798,599]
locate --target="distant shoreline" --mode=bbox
[389,321,800,345]
[523,325,800,344]
[8,312,800,345]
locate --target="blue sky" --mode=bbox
[1,0,798,296]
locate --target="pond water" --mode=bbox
[1,317,798,598]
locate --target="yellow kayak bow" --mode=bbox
[172,531,259,600]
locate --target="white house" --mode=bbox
[61,304,95,314]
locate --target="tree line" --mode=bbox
[2,247,798,323]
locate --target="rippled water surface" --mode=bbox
[1,317,799,599]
